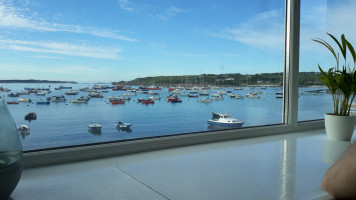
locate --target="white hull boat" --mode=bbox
[207,112,244,128]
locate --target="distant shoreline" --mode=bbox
[0,80,77,84]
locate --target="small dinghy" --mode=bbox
[116,121,132,132]
[17,125,30,133]
[88,124,102,132]
[24,112,37,121]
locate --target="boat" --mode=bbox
[88,124,102,132]
[111,100,125,104]
[17,125,30,133]
[51,96,66,102]
[149,96,161,100]
[72,98,88,103]
[200,98,213,103]
[148,91,159,95]
[79,87,90,91]
[65,89,79,95]
[24,112,37,121]
[88,92,103,98]
[116,121,132,129]
[59,85,72,89]
[36,100,50,104]
[122,92,136,96]
[199,90,210,96]
[167,96,179,102]
[18,98,32,102]
[188,94,198,98]
[147,86,161,90]
[141,99,155,104]
[170,99,182,103]
[7,101,19,104]
[7,93,19,97]
[213,95,224,100]
[36,91,46,96]
[235,94,245,99]
[207,112,244,128]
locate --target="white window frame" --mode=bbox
[22,0,324,168]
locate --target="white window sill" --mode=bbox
[12,127,346,200]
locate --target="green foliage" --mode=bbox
[313,33,356,116]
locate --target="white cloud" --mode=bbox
[0,39,122,59]
[300,0,356,54]
[116,1,186,21]
[118,0,134,12]
[166,6,186,16]
[0,0,137,41]
[207,9,285,50]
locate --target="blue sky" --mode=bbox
[0,0,354,82]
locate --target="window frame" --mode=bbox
[22,0,325,168]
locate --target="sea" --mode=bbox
[0,83,332,151]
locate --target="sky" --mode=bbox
[0,0,355,83]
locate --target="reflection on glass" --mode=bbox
[299,0,356,121]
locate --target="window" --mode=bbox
[298,0,355,121]
[0,0,293,152]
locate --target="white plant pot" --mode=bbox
[324,113,356,141]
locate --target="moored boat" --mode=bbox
[7,101,19,104]
[72,98,88,103]
[141,99,155,104]
[17,125,30,133]
[116,121,132,129]
[18,98,32,102]
[88,124,102,132]
[200,98,213,103]
[36,100,50,104]
[207,112,244,128]
[24,112,37,121]
[65,89,79,95]
[111,100,125,104]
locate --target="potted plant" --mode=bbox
[312,33,356,141]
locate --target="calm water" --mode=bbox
[0,83,332,150]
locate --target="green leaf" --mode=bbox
[346,40,356,64]
[312,38,338,65]
[328,33,346,60]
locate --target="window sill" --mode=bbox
[14,124,343,200]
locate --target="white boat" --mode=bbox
[65,89,79,95]
[108,96,130,101]
[88,124,102,131]
[149,96,161,100]
[122,92,136,96]
[36,91,46,96]
[245,92,261,99]
[88,92,103,98]
[116,121,132,129]
[18,98,32,102]
[200,98,213,103]
[17,125,30,133]
[235,94,245,99]
[51,96,66,102]
[213,95,224,100]
[72,98,88,103]
[148,91,159,95]
[211,93,220,97]
[207,112,244,128]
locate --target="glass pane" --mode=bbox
[0,0,285,151]
[299,0,355,121]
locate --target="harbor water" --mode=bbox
[0,83,332,151]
